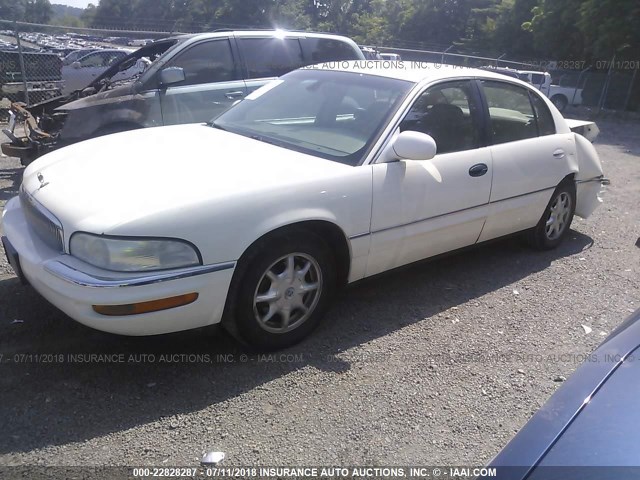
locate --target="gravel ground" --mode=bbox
[0,120,638,469]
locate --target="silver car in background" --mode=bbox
[61,48,140,94]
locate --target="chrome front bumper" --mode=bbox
[44,260,235,288]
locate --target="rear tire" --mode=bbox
[551,95,568,112]
[527,180,576,250]
[226,231,336,351]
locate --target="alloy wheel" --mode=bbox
[253,253,323,333]
[545,192,572,240]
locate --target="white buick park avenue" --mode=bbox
[1,63,608,349]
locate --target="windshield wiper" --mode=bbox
[208,122,227,130]
[249,134,284,147]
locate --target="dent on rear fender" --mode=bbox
[573,133,605,219]
[574,133,604,180]
[576,182,603,219]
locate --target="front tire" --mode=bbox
[528,181,576,250]
[228,231,336,350]
[551,94,568,112]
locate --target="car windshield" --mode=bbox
[211,69,413,165]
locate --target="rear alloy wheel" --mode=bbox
[528,181,576,250]
[230,232,336,350]
[545,192,572,241]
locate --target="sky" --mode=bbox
[52,0,93,8]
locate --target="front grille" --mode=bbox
[19,189,64,253]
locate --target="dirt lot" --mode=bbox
[0,120,638,469]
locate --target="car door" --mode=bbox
[477,80,576,242]
[159,38,247,125]
[367,80,493,277]
[237,36,306,96]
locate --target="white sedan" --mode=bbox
[1,63,608,349]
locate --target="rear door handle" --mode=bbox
[225,91,245,99]
[553,149,566,158]
[469,163,488,177]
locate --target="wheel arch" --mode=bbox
[220,219,352,334]
[236,220,352,288]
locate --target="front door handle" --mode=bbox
[225,91,245,99]
[469,163,488,177]
[553,149,566,158]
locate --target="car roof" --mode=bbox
[313,60,536,87]
[167,30,357,42]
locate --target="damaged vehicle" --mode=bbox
[1,64,608,349]
[1,30,364,165]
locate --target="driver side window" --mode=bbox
[399,80,481,155]
[164,39,239,87]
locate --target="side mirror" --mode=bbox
[71,61,81,69]
[159,67,185,87]
[391,130,437,161]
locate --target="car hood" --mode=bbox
[22,124,352,234]
[55,83,136,111]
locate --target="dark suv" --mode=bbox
[2,30,364,164]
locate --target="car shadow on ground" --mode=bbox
[0,167,22,203]
[0,231,593,454]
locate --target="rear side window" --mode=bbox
[239,37,305,78]
[165,39,238,87]
[482,80,537,145]
[529,92,556,136]
[305,38,360,63]
[79,51,124,68]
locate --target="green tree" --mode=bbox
[0,0,25,21]
[491,0,537,56]
[579,0,640,60]
[50,14,85,27]
[24,0,52,24]
[91,0,141,28]
[80,3,97,27]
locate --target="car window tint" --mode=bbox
[79,52,105,67]
[482,80,537,145]
[239,38,305,78]
[79,51,123,68]
[399,80,481,154]
[529,92,556,136]
[306,38,359,63]
[105,52,125,66]
[165,39,238,87]
[531,73,545,85]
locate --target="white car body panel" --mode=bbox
[478,133,578,242]
[1,64,606,336]
[1,197,235,335]
[368,147,492,276]
[22,125,373,267]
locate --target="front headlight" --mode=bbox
[69,233,201,272]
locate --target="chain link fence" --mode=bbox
[365,44,640,113]
[1,19,639,123]
[0,19,172,121]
